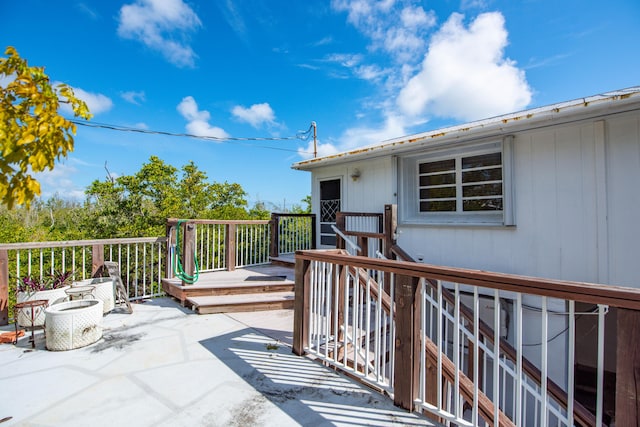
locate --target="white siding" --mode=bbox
[306,108,640,378]
[606,114,640,288]
[308,110,640,289]
[311,156,396,215]
[397,112,640,289]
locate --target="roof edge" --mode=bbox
[292,86,640,171]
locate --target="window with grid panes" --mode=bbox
[398,138,514,226]
[418,152,503,213]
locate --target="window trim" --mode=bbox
[398,137,515,226]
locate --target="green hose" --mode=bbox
[174,219,199,284]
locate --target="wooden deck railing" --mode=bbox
[0,237,168,324]
[270,213,316,257]
[1,213,316,323]
[166,214,315,284]
[293,249,640,426]
[295,204,640,426]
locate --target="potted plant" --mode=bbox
[16,270,73,327]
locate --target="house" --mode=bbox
[292,86,640,401]
[293,86,640,287]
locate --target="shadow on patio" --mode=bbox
[0,298,436,427]
[198,328,436,426]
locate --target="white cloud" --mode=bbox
[397,12,531,121]
[297,113,407,160]
[218,0,248,45]
[325,53,363,68]
[400,6,436,29]
[177,96,229,140]
[117,0,201,68]
[312,36,334,47]
[231,103,277,128]
[34,162,86,201]
[337,114,407,150]
[460,0,488,10]
[354,64,389,82]
[71,87,113,115]
[3,77,112,116]
[121,90,146,105]
[77,3,99,19]
[56,84,113,116]
[319,4,533,160]
[297,139,339,160]
[331,0,435,63]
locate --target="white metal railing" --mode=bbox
[235,222,270,268]
[1,237,168,303]
[297,251,609,427]
[276,215,314,255]
[177,216,314,272]
[416,280,604,426]
[194,222,227,272]
[167,220,272,276]
[306,260,395,393]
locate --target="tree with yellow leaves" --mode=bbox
[0,46,92,208]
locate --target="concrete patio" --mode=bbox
[0,297,437,426]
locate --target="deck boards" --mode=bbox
[162,262,295,314]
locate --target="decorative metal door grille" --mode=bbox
[320,199,340,222]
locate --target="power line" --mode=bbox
[68,119,316,154]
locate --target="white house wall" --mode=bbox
[312,156,396,215]
[308,111,640,288]
[396,111,640,290]
[605,113,640,288]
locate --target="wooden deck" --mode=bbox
[162,261,295,314]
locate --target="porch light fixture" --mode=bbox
[350,168,361,181]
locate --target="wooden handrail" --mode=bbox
[0,237,167,251]
[296,249,640,311]
[424,339,516,427]
[337,230,385,239]
[166,218,270,226]
[390,244,596,427]
[297,248,616,426]
[342,254,514,427]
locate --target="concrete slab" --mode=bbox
[0,298,438,426]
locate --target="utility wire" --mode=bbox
[69,119,315,154]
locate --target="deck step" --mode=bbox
[162,279,294,301]
[188,291,294,314]
[161,263,296,314]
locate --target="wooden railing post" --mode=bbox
[293,255,311,356]
[182,222,196,285]
[394,274,420,410]
[0,249,8,325]
[358,236,368,257]
[270,213,279,258]
[384,204,397,259]
[616,308,640,426]
[226,223,236,271]
[336,212,346,250]
[165,219,176,279]
[92,244,104,277]
[384,204,398,294]
[310,214,317,249]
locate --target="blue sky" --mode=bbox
[1,0,638,211]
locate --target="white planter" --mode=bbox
[45,299,104,351]
[72,278,115,313]
[16,286,70,327]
